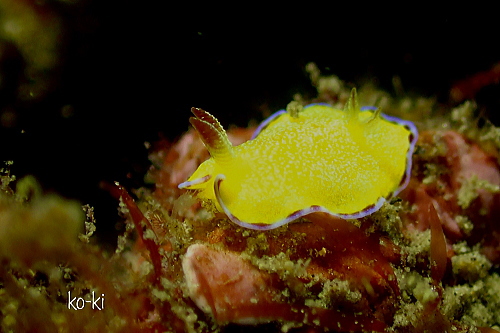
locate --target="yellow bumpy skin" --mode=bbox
[179,89,418,230]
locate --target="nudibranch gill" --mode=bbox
[178,89,418,230]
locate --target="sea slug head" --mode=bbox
[177,107,233,205]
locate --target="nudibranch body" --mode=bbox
[179,89,418,230]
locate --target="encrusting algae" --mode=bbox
[2,66,500,332]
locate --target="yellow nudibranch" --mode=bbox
[179,89,418,230]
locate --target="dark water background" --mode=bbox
[0,4,497,244]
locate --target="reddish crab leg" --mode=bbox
[103,181,163,282]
